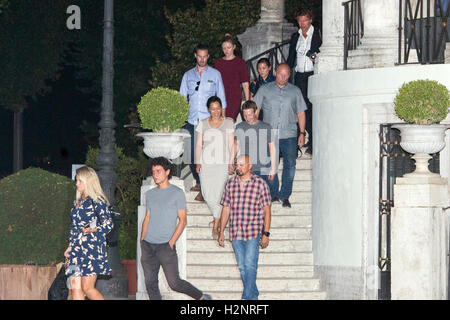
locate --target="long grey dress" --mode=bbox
[196,117,234,218]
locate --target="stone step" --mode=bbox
[186,227,312,240]
[186,251,313,265]
[284,170,312,181]
[279,158,312,170]
[187,277,321,292]
[199,290,326,300]
[186,264,315,278]
[186,239,312,252]
[187,214,311,228]
[187,203,312,215]
[186,191,312,203]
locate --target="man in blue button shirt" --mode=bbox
[180,44,227,199]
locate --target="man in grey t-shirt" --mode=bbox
[235,100,278,200]
[140,157,211,300]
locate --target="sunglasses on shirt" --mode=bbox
[195,81,200,91]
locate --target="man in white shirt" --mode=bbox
[287,9,322,155]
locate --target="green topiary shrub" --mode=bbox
[0,168,75,265]
[394,79,449,124]
[137,87,189,132]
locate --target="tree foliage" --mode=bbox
[0,1,69,112]
[150,0,261,89]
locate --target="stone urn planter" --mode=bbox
[136,87,190,161]
[136,131,190,160]
[392,124,449,176]
[392,79,450,179]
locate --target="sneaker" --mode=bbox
[271,197,281,203]
[281,199,291,208]
[305,147,312,155]
[190,183,201,192]
[202,293,213,300]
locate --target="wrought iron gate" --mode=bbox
[378,124,440,300]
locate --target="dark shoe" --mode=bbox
[194,192,204,202]
[271,197,281,203]
[305,147,312,155]
[281,199,291,208]
[202,293,213,300]
[190,183,201,192]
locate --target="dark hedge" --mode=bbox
[0,168,75,265]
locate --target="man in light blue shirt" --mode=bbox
[179,44,227,196]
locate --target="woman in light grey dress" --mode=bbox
[195,96,235,238]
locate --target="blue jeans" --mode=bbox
[275,137,297,200]
[253,170,278,199]
[231,236,261,300]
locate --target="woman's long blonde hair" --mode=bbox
[76,166,110,205]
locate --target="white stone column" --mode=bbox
[391,174,449,300]
[238,0,297,76]
[350,0,399,68]
[259,0,285,23]
[136,177,188,300]
[315,0,345,74]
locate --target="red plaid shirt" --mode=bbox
[220,173,271,241]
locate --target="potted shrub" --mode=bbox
[136,87,190,160]
[392,79,449,176]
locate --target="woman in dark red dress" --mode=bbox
[214,34,250,121]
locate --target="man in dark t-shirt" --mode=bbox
[235,101,279,201]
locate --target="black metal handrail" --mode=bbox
[245,40,290,82]
[398,0,450,64]
[378,124,440,300]
[343,0,364,70]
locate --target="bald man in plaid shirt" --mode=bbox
[218,154,272,300]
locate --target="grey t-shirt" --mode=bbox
[144,184,186,244]
[254,82,307,139]
[235,121,275,173]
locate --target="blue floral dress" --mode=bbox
[66,196,113,277]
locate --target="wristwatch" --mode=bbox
[299,131,306,136]
[262,231,270,237]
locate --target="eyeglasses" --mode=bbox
[195,81,200,91]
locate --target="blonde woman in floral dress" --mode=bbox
[64,166,113,300]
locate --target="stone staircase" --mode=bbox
[182,154,327,300]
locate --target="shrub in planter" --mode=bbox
[0,168,75,265]
[137,87,189,132]
[394,79,449,124]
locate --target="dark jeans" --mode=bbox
[277,137,297,200]
[140,240,203,300]
[253,169,278,199]
[182,122,200,184]
[294,71,313,148]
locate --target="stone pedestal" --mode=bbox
[136,177,187,300]
[445,43,450,64]
[238,0,296,76]
[391,176,449,300]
